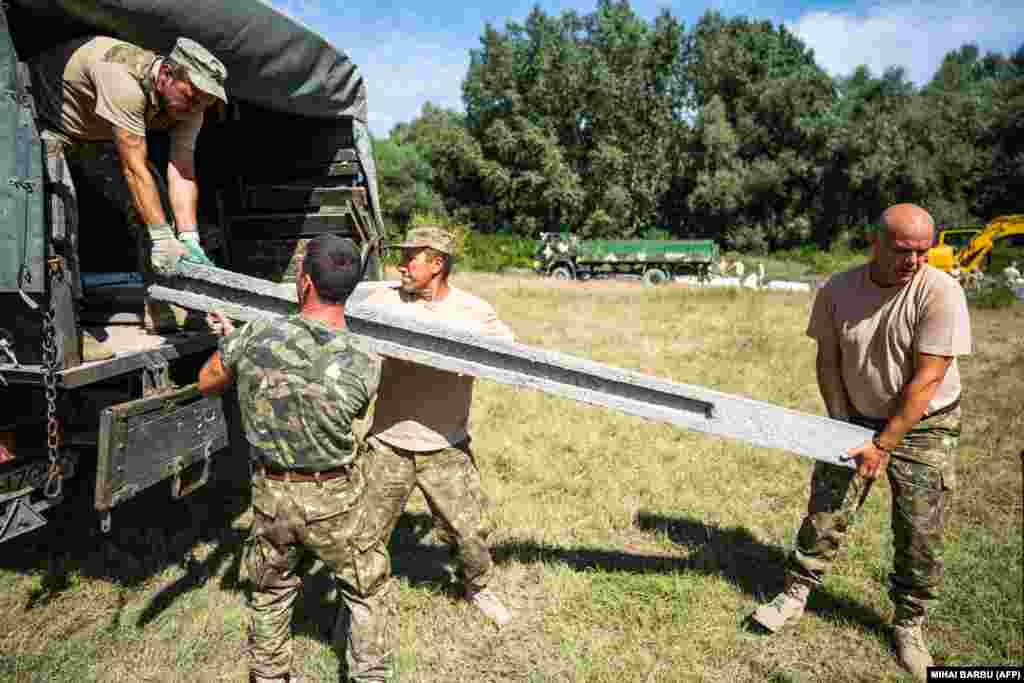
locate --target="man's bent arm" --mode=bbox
[815,340,852,420]
[844,352,952,478]
[112,127,169,226]
[167,155,200,230]
[198,351,233,397]
[876,352,953,451]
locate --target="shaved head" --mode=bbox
[880,204,935,244]
[870,203,935,287]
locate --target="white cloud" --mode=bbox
[348,39,470,138]
[789,1,1024,85]
[266,1,471,137]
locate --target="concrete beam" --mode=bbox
[153,262,868,467]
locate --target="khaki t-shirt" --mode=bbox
[807,263,971,419]
[29,36,203,159]
[365,285,514,451]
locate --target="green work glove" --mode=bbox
[147,224,182,276]
[178,231,216,267]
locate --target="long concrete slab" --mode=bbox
[151,262,868,468]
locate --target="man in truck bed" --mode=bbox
[27,35,227,356]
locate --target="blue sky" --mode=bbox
[267,0,1024,137]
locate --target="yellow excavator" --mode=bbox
[928,215,1024,279]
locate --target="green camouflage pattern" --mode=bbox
[245,460,394,682]
[788,408,960,621]
[41,133,83,298]
[58,138,144,238]
[169,37,228,103]
[365,436,494,591]
[47,134,186,329]
[534,232,719,270]
[101,41,156,76]
[393,225,457,255]
[220,315,381,472]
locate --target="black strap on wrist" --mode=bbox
[872,433,893,454]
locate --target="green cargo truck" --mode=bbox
[0,1,384,543]
[535,232,719,285]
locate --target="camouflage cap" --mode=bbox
[393,226,456,255]
[170,37,228,104]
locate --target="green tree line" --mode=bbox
[373,1,1023,251]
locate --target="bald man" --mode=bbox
[752,204,971,681]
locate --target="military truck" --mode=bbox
[534,232,719,285]
[0,1,384,543]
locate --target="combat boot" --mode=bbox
[752,576,811,633]
[466,586,512,628]
[893,615,932,682]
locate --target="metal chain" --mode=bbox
[42,263,63,499]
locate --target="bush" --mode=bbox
[461,232,537,272]
[772,243,865,275]
[966,280,1019,309]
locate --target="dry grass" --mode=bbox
[1,272,1020,683]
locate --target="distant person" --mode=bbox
[751,204,971,682]
[199,235,395,683]
[361,225,516,627]
[1003,261,1021,285]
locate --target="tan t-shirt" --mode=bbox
[29,36,203,159]
[807,263,971,419]
[366,285,514,451]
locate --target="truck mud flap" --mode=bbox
[96,383,228,514]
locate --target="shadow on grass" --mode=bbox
[1,453,253,619]
[393,508,885,641]
[632,512,888,636]
[388,511,462,595]
[381,509,886,638]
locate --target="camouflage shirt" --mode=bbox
[220,315,381,472]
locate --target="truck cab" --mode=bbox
[0,1,385,543]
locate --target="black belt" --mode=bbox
[851,396,961,431]
[256,463,352,483]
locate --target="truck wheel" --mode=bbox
[643,268,669,286]
[551,266,574,281]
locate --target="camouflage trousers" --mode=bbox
[787,407,961,622]
[365,436,494,592]
[40,131,188,330]
[245,462,395,682]
[40,131,85,299]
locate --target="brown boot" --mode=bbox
[893,615,933,682]
[752,576,811,633]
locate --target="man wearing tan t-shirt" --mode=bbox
[361,225,515,627]
[752,204,971,681]
[28,35,226,353]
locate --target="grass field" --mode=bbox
[1,272,1021,683]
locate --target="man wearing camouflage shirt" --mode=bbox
[361,225,514,627]
[752,204,971,682]
[199,235,394,683]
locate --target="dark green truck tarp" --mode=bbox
[577,239,719,264]
[0,9,45,293]
[5,0,383,245]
